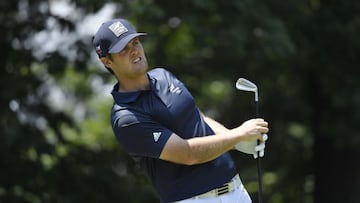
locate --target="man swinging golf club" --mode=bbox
[93,18,269,203]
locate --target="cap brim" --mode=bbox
[108,33,147,54]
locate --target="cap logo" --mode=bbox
[108,21,128,37]
[95,45,102,55]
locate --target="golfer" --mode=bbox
[93,18,269,203]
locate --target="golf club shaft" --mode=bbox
[235,78,263,202]
[255,101,263,203]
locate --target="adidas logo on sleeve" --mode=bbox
[153,132,162,142]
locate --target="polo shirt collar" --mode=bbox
[111,73,159,104]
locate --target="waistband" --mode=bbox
[193,174,242,199]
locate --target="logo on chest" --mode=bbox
[169,83,182,94]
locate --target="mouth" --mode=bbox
[132,57,141,64]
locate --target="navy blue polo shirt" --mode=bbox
[111,68,237,202]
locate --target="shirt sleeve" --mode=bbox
[112,113,173,158]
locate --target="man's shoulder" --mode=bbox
[149,67,168,76]
[148,67,179,83]
[149,67,176,77]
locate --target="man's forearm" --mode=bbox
[160,128,245,165]
[160,117,268,165]
[203,115,229,134]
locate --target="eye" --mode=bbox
[133,40,139,46]
[118,49,128,55]
[118,45,130,55]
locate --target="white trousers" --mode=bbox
[174,182,252,203]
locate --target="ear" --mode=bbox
[100,57,112,68]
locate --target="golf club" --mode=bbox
[236,78,263,203]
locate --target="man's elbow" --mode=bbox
[181,154,200,166]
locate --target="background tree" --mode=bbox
[1,0,359,203]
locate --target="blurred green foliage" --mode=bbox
[1,0,359,202]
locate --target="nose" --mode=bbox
[129,45,138,56]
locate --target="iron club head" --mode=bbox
[236,78,258,101]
